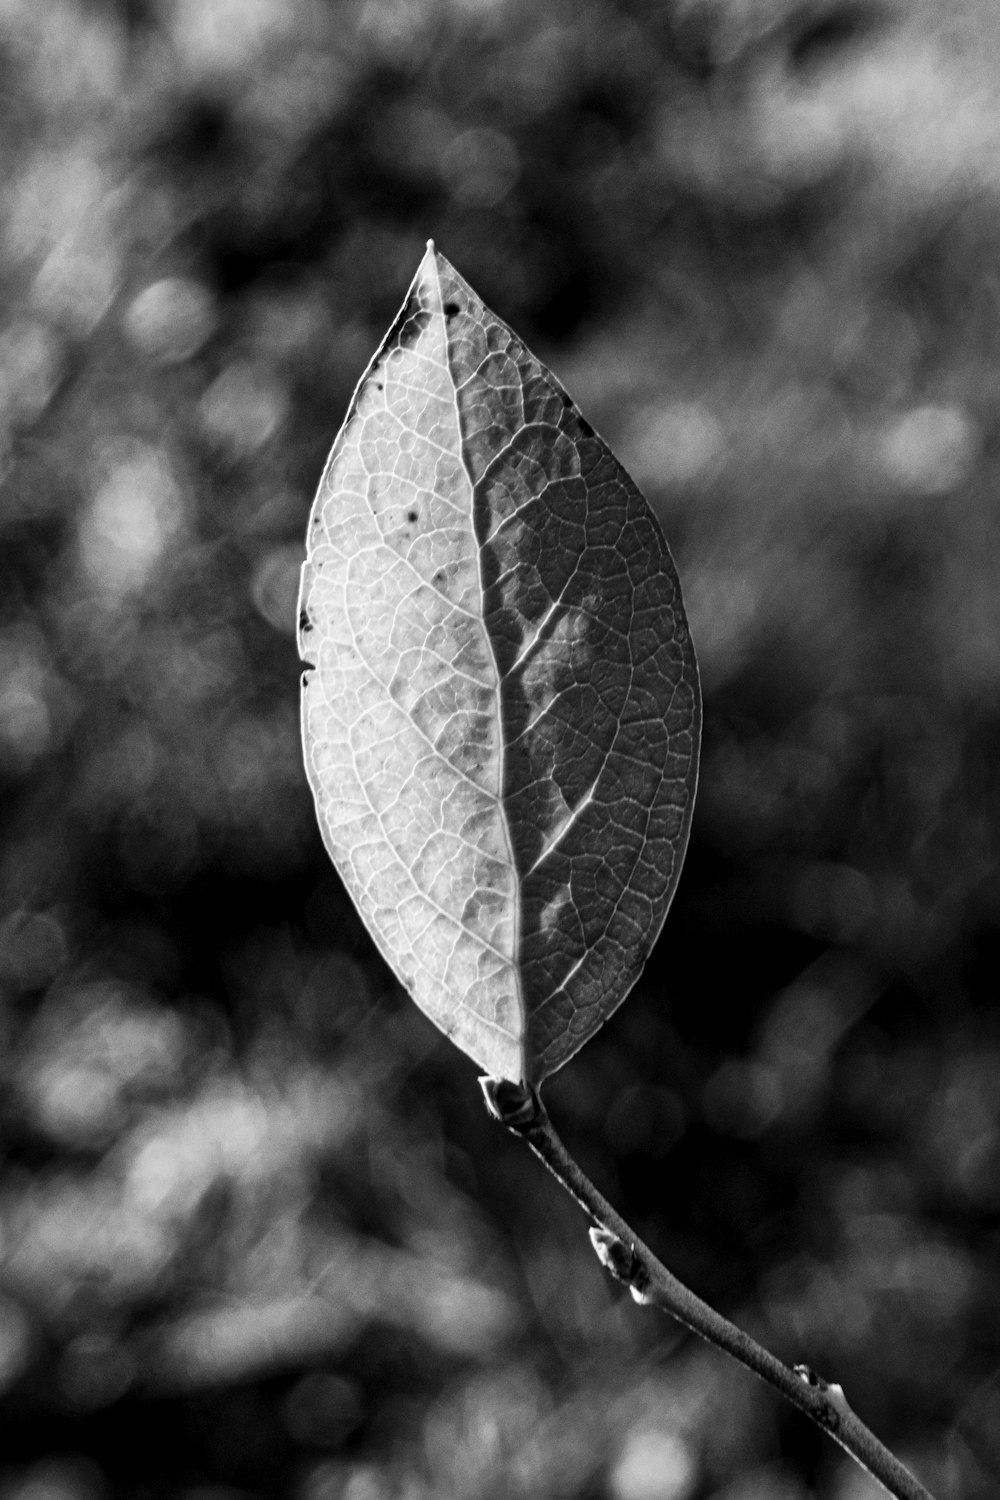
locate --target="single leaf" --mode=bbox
[299,243,700,1085]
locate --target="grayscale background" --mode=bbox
[0,1,997,1497]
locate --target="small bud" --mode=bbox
[826,1381,851,1417]
[479,1076,542,1128]
[589,1228,653,1303]
[590,1227,636,1281]
[791,1364,846,1430]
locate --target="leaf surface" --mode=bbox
[299,244,700,1084]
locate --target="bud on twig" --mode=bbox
[590,1227,636,1281]
[590,1228,654,1302]
[479,1076,543,1129]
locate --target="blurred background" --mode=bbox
[1,0,999,1496]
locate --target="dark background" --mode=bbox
[1,1,999,1497]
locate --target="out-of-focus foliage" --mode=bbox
[0,0,998,1497]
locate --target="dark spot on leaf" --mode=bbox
[400,310,431,347]
[443,301,460,317]
[407,510,418,523]
[387,291,431,351]
[298,608,310,634]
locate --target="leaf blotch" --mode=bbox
[393,294,432,350]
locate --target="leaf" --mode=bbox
[298,243,701,1085]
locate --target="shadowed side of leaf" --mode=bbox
[431,254,701,1080]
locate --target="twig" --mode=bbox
[480,1076,937,1500]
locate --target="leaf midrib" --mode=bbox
[432,249,527,1070]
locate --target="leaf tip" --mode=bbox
[417,238,442,293]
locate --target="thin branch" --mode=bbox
[480,1076,937,1500]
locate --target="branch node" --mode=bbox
[792,1364,847,1431]
[479,1076,544,1130]
[827,1382,852,1418]
[590,1227,635,1280]
[589,1228,653,1301]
